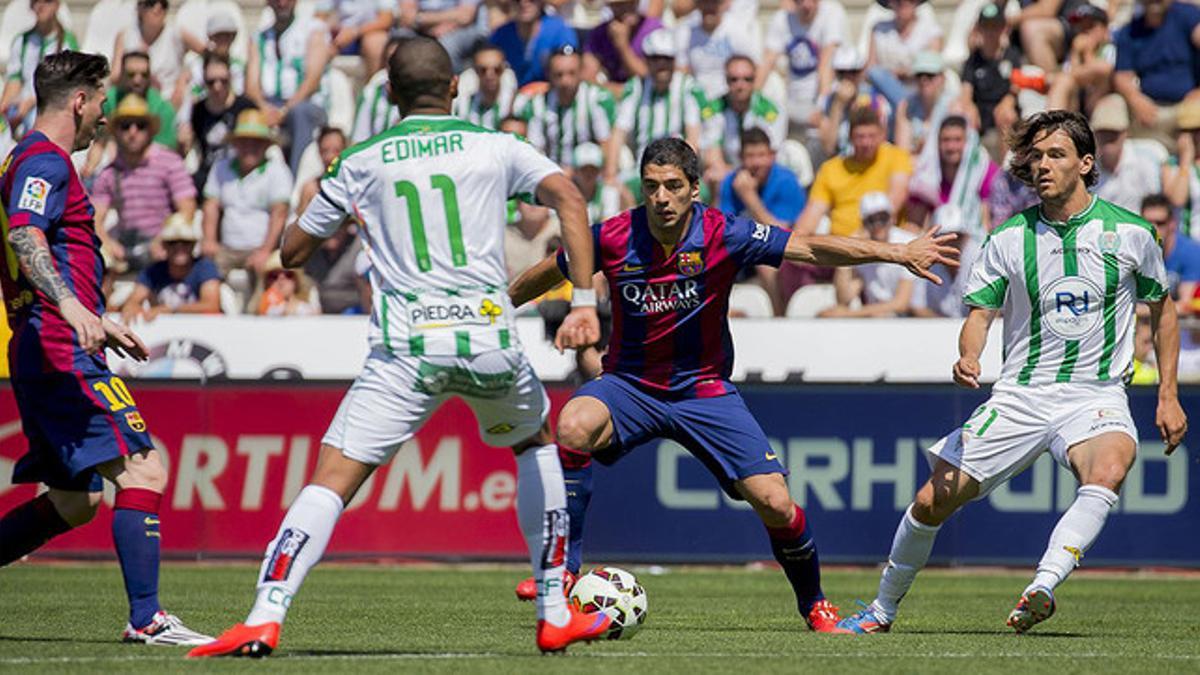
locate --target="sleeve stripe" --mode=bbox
[964,277,1009,309]
[317,186,347,213]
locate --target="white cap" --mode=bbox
[859,191,891,219]
[831,45,865,72]
[573,142,603,168]
[642,29,677,58]
[932,204,968,234]
[157,212,200,243]
[206,11,238,36]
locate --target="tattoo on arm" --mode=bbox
[8,227,75,304]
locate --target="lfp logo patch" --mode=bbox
[17,177,50,215]
[677,251,703,277]
[1041,276,1104,340]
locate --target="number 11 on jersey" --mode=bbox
[394,175,467,272]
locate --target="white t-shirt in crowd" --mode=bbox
[764,1,847,124]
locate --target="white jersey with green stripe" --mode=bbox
[297,114,562,357]
[351,70,402,143]
[516,81,616,166]
[963,197,1169,387]
[703,92,786,165]
[615,73,708,162]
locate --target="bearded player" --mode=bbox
[0,51,210,645]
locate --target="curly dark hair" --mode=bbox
[34,51,109,110]
[1006,110,1099,189]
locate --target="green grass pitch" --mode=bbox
[0,563,1197,673]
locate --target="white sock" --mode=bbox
[873,505,941,623]
[246,485,345,626]
[515,444,570,627]
[1026,484,1118,594]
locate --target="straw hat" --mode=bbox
[112,93,158,129]
[157,212,199,244]
[231,108,274,142]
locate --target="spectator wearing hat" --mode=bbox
[247,0,332,174]
[604,28,707,184]
[352,36,404,143]
[721,127,807,314]
[397,0,486,74]
[452,44,516,130]
[112,0,205,111]
[675,0,763,102]
[908,114,999,234]
[800,104,911,237]
[572,142,630,223]
[758,0,847,139]
[1091,94,1163,213]
[865,0,943,109]
[894,50,959,155]
[1163,100,1200,238]
[517,46,616,167]
[93,94,198,274]
[583,0,663,92]
[819,191,918,317]
[101,51,179,149]
[185,12,247,104]
[188,52,256,193]
[1113,0,1200,136]
[1142,193,1200,317]
[490,0,577,86]
[959,4,1023,141]
[1046,4,1115,114]
[255,251,321,316]
[702,55,786,183]
[818,44,890,159]
[318,0,395,77]
[912,204,975,318]
[1,0,78,137]
[120,212,222,323]
[201,109,294,281]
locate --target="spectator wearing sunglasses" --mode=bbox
[255,252,321,316]
[452,44,515,129]
[702,54,785,185]
[489,0,577,86]
[101,51,179,149]
[120,212,222,323]
[112,0,205,111]
[92,94,198,275]
[188,52,256,193]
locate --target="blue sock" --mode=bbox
[112,489,162,629]
[766,504,824,616]
[563,462,593,576]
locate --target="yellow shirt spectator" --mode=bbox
[807,142,913,237]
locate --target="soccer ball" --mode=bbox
[568,566,648,640]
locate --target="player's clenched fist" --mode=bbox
[953,356,981,389]
[1156,397,1188,455]
[555,306,601,353]
[902,226,960,285]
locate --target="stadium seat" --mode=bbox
[83,0,136,57]
[760,70,788,122]
[0,0,74,64]
[942,0,993,71]
[173,0,209,44]
[729,284,774,318]
[218,282,242,315]
[325,67,356,135]
[108,280,136,310]
[785,284,837,318]
[777,139,814,188]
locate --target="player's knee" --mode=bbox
[1082,465,1128,494]
[556,414,598,452]
[912,487,954,526]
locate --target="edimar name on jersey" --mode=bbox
[380,133,466,164]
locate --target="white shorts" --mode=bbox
[323,348,549,465]
[927,382,1138,497]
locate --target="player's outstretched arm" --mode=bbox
[509,254,567,308]
[952,306,995,389]
[536,173,599,351]
[783,226,960,284]
[1148,297,1188,454]
[8,227,105,354]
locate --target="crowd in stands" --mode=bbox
[2,0,1200,322]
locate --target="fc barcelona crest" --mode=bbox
[677,251,703,276]
[125,411,146,433]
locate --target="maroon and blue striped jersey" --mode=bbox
[0,132,106,377]
[559,203,790,398]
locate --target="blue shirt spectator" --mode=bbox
[1166,232,1200,282]
[719,129,807,227]
[490,4,577,86]
[1113,0,1200,104]
[136,257,222,308]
